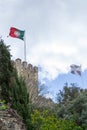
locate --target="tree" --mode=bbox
[10,74,32,130]
[38,82,49,97]
[56,83,87,129]
[56,83,82,105]
[31,109,83,130]
[0,40,32,130]
[0,40,13,101]
[67,92,87,129]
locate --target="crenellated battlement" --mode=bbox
[14,58,38,73]
[14,58,38,103]
[13,58,55,107]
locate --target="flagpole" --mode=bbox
[24,30,26,61]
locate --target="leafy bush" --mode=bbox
[0,100,7,110]
[31,109,83,130]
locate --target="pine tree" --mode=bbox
[0,40,33,129]
[0,40,13,101]
[10,74,32,129]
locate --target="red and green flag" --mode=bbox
[9,27,25,40]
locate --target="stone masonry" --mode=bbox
[0,107,26,130]
[14,58,38,104]
[14,58,55,108]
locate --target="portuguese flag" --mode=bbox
[9,27,25,40]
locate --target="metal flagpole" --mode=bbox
[24,30,26,61]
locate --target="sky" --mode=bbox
[1,0,87,100]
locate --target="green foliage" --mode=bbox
[56,84,87,129]
[31,109,58,130]
[0,40,13,101]
[0,40,84,130]
[31,109,82,130]
[56,83,82,105]
[10,71,32,130]
[0,100,7,110]
[0,40,32,130]
[67,92,87,129]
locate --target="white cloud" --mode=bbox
[1,0,87,82]
[27,41,81,80]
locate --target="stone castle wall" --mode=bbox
[14,58,38,103]
[14,58,55,108]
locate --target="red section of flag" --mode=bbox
[9,27,18,38]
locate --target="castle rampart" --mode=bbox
[14,58,38,103]
[14,58,55,108]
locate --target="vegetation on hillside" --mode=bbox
[0,39,87,130]
[56,83,87,129]
[31,109,82,130]
[0,40,32,130]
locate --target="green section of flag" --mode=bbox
[17,29,25,40]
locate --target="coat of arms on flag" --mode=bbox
[9,27,25,40]
[70,64,81,76]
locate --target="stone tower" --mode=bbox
[14,58,38,103]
